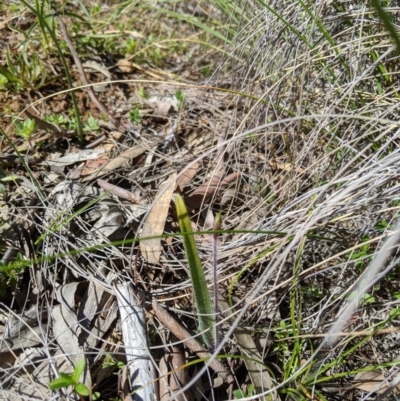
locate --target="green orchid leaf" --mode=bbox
[175,194,216,348]
[75,383,90,396]
[71,358,86,383]
[49,376,74,390]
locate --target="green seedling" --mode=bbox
[233,383,255,399]
[102,354,126,371]
[0,64,23,90]
[137,86,147,99]
[347,291,375,306]
[15,118,36,140]
[0,73,11,90]
[45,114,69,128]
[49,358,90,397]
[348,237,371,272]
[174,89,185,109]
[123,38,138,54]
[129,108,142,123]
[175,194,216,349]
[201,64,213,77]
[84,116,101,132]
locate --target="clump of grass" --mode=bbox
[208,0,400,398]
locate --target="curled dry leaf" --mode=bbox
[177,161,200,191]
[82,144,146,182]
[185,167,239,210]
[81,157,110,176]
[42,148,107,166]
[117,59,134,73]
[140,172,177,264]
[152,100,174,118]
[82,60,112,78]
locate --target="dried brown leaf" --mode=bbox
[81,156,109,176]
[353,370,400,394]
[117,59,134,73]
[82,144,146,182]
[159,343,188,401]
[185,169,239,210]
[152,300,234,385]
[140,172,177,264]
[152,100,174,118]
[177,162,200,191]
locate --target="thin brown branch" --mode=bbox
[152,300,235,385]
[56,14,119,130]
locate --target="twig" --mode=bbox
[97,179,145,204]
[56,14,119,131]
[84,134,107,149]
[152,300,234,385]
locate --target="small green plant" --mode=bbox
[348,237,371,272]
[233,383,255,399]
[174,89,185,109]
[129,108,142,123]
[0,64,23,90]
[137,86,147,99]
[0,73,10,90]
[84,116,101,132]
[46,114,78,132]
[4,48,47,90]
[375,219,394,232]
[15,118,36,140]
[347,291,375,306]
[45,114,70,127]
[102,354,126,371]
[200,64,213,77]
[49,358,90,397]
[123,38,138,54]
[175,194,216,349]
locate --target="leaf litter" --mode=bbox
[1,2,400,401]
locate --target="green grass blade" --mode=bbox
[175,194,216,348]
[370,0,400,53]
[162,10,232,44]
[19,0,84,145]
